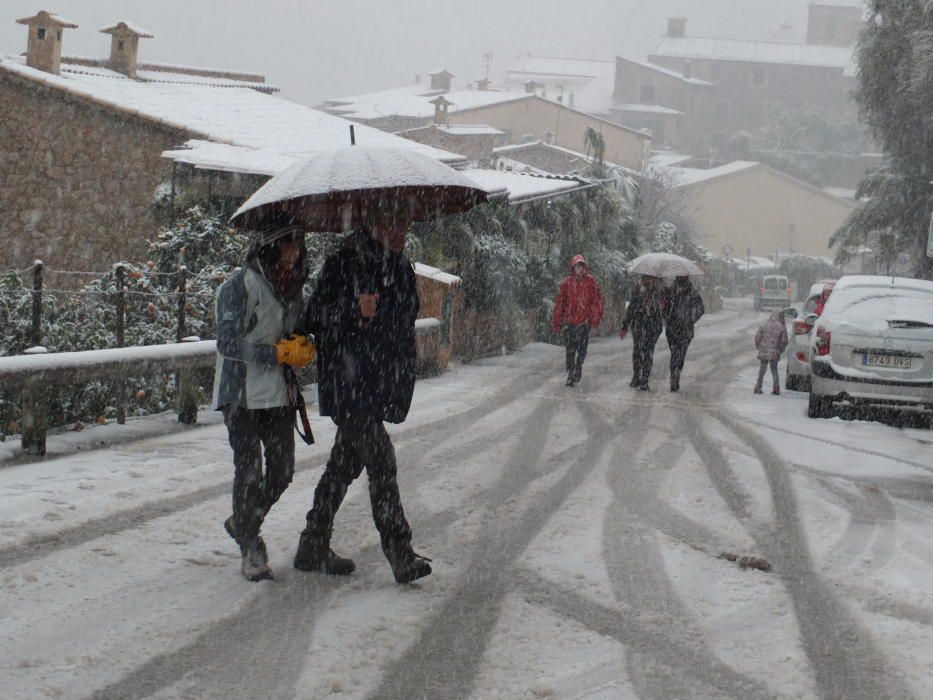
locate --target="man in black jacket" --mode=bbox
[662,276,705,393]
[294,212,431,584]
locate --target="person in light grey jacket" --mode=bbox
[213,214,315,581]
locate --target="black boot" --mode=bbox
[387,546,432,584]
[293,531,355,576]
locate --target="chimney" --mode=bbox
[476,77,491,91]
[683,59,692,80]
[524,79,538,94]
[430,95,451,125]
[100,21,153,79]
[667,17,687,38]
[16,10,78,75]
[429,69,453,91]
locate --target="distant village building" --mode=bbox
[649,154,858,259]
[612,3,871,185]
[320,70,652,171]
[0,11,458,273]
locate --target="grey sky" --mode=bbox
[1,1,813,105]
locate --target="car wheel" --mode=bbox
[785,368,800,392]
[807,391,833,419]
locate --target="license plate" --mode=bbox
[863,353,912,369]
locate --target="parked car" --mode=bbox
[807,275,933,420]
[754,274,792,312]
[786,280,836,391]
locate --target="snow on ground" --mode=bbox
[1,302,932,699]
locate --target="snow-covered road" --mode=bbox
[1,299,931,700]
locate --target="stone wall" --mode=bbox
[0,71,192,273]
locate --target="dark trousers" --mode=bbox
[303,415,412,558]
[565,324,590,382]
[667,333,693,382]
[223,405,295,544]
[756,359,780,390]
[632,327,662,388]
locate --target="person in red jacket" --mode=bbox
[551,255,604,386]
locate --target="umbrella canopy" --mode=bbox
[230,146,489,231]
[628,252,704,278]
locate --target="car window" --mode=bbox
[803,295,820,312]
[824,288,933,324]
[764,277,786,290]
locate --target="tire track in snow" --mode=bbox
[598,345,783,700]
[369,399,618,699]
[707,411,916,700]
[517,573,789,700]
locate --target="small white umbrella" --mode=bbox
[231,146,488,232]
[628,252,704,277]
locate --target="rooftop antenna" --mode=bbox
[482,51,493,80]
[349,124,356,145]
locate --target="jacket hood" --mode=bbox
[569,255,589,273]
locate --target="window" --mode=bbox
[57,30,62,41]
[118,40,125,50]
[36,27,46,40]
[639,84,656,103]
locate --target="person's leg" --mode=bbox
[223,405,273,581]
[630,333,642,387]
[573,325,590,382]
[357,419,430,583]
[755,360,767,392]
[224,406,264,543]
[770,359,780,392]
[295,420,363,574]
[640,329,661,389]
[564,326,575,379]
[256,407,295,521]
[669,335,687,390]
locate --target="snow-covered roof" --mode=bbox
[653,37,856,76]
[647,151,693,168]
[436,124,504,136]
[414,263,461,286]
[161,140,300,176]
[462,168,588,203]
[16,11,78,27]
[504,55,617,113]
[614,103,683,116]
[0,56,464,173]
[324,85,530,121]
[19,54,279,92]
[99,21,154,37]
[616,56,713,86]
[661,160,761,186]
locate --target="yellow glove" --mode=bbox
[275,335,316,368]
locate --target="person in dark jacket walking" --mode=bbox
[620,276,664,391]
[294,209,431,584]
[662,276,705,392]
[214,214,315,581]
[754,310,789,395]
[551,254,604,386]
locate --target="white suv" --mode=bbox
[807,275,933,420]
